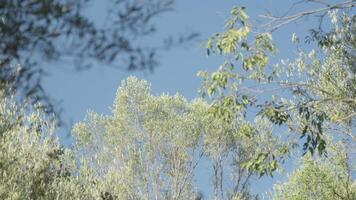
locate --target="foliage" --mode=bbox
[199,5,355,177]
[0,2,355,200]
[72,76,275,199]
[72,77,204,199]
[0,91,80,199]
[199,6,291,177]
[0,0,197,120]
[274,142,356,200]
[0,76,265,199]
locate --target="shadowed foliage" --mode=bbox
[0,0,198,121]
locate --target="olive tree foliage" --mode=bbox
[199,4,355,177]
[274,142,356,200]
[72,77,204,199]
[0,0,196,119]
[71,76,284,200]
[0,91,82,200]
[0,75,274,200]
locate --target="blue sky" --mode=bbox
[42,0,335,198]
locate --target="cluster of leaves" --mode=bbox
[199,7,293,178]
[205,7,275,71]
[274,142,356,200]
[199,5,355,179]
[72,77,203,199]
[0,91,81,199]
[272,10,356,156]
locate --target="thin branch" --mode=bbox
[260,0,356,32]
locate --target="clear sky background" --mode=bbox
[42,0,336,198]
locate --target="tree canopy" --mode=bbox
[199,3,355,177]
[0,1,355,200]
[274,142,356,200]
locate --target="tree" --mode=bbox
[199,3,355,176]
[71,76,286,199]
[273,142,356,200]
[72,77,203,199]
[0,0,196,120]
[0,1,355,199]
[0,90,80,199]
